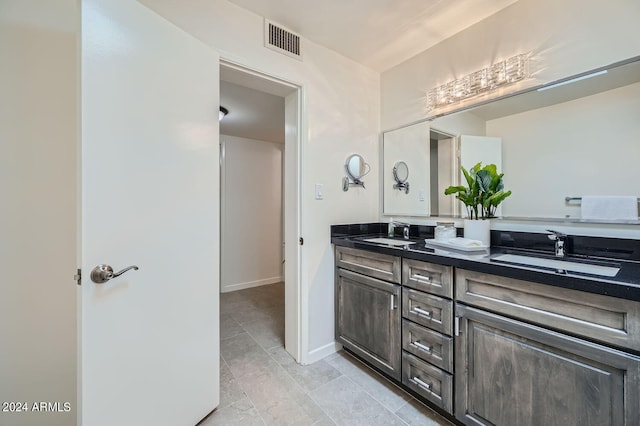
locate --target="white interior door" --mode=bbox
[81,1,220,425]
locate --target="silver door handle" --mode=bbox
[91,264,139,284]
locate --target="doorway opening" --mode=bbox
[218,61,302,362]
[430,128,457,216]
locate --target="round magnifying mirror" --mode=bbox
[346,154,369,179]
[393,161,409,183]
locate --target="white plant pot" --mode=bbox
[463,219,491,246]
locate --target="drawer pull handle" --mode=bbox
[390,294,397,310]
[413,273,431,282]
[411,376,431,391]
[411,341,432,353]
[413,307,432,317]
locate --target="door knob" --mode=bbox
[91,264,139,284]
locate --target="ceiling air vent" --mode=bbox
[264,19,302,61]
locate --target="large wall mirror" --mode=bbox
[382,56,640,223]
[383,121,431,216]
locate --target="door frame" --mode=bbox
[219,59,305,363]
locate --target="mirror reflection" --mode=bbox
[392,161,410,194]
[383,56,640,223]
[382,122,430,216]
[393,161,409,183]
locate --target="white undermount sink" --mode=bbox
[362,237,415,246]
[492,253,620,277]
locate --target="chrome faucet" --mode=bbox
[390,220,411,240]
[547,230,567,257]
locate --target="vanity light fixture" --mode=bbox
[426,53,530,112]
[536,69,608,92]
[219,106,229,121]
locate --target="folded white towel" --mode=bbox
[581,195,638,220]
[446,237,484,248]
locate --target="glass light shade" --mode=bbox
[425,53,530,113]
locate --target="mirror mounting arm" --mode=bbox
[393,181,410,194]
[343,176,366,191]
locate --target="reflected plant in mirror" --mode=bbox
[444,163,511,219]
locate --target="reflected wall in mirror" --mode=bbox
[383,122,429,216]
[386,56,640,222]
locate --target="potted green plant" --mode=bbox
[444,163,512,245]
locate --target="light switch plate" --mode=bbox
[419,189,426,201]
[315,183,324,200]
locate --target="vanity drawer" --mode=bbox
[402,352,453,413]
[403,259,452,298]
[335,246,401,284]
[402,288,453,335]
[402,259,453,298]
[402,319,453,372]
[456,268,640,352]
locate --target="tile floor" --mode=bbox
[200,282,453,426]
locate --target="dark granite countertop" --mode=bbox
[331,224,640,302]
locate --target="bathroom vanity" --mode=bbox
[332,224,640,425]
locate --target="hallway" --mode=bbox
[203,283,452,425]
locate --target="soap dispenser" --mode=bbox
[388,218,395,237]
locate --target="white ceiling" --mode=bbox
[220,80,285,144]
[220,0,519,141]
[227,0,519,72]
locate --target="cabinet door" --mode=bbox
[455,304,640,426]
[336,269,401,379]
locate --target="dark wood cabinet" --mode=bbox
[334,243,640,425]
[455,268,640,352]
[400,259,454,413]
[335,249,402,379]
[455,296,640,426]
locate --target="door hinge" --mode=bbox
[299,237,304,246]
[74,268,82,286]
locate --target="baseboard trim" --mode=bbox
[221,276,283,293]
[306,341,342,364]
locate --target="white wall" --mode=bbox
[381,0,640,130]
[140,0,380,360]
[0,1,78,425]
[488,82,640,219]
[221,135,283,292]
